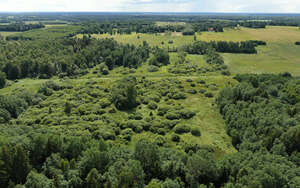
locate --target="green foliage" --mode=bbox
[0,71,6,89]
[111,76,138,110]
[64,102,72,114]
[134,139,160,182]
[25,171,53,188]
[149,48,170,67]
[191,128,201,137]
[174,125,191,134]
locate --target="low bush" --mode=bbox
[148,65,159,72]
[148,102,158,110]
[174,125,191,134]
[171,134,180,142]
[205,92,214,98]
[191,128,201,136]
[165,112,181,120]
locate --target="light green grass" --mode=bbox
[0,31,20,37]
[80,32,195,48]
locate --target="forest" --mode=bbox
[0,12,300,188]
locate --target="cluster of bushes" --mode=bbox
[295,41,300,45]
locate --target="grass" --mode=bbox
[0,31,20,37]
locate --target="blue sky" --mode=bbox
[0,0,299,12]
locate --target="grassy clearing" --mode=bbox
[82,32,195,48]
[0,31,20,37]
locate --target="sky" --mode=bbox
[0,0,300,13]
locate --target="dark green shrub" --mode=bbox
[99,98,111,108]
[191,128,201,136]
[171,92,186,100]
[128,112,143,120]
[64,102,72,114]
[178,109,196,119]
[187,89,197,94]
[199,89,207,94]
[171,134,180,142]
[121,128,134,141]
[198,80,206,84]
[190,83,196,87]
[165,112,181,120]
[148,65,159,72]
[186,79,193,82]
[205,92,214,98]
[157,128,166,135]
[148,102,158,110]
[174,125,191,134]
[157,105,172,116]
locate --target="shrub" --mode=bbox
[64,102,72,114]
[174,125,191,134]
[154,135,166,146]
[179,109,196,119]
[165,112,181,120]
[99,98,111,108]
[171,134,180,142]
[199,89,207,94]
[128,112,143,120]
[121,128,134,141]
[157,105,171,116]
[221,70,231,76]
[171,92,186,100]
[198,80,206,84]
[205,92,214,98]
[148,102,158,110]
[191,128,201,136]
[157,128,166,136]
[186,79,193,82]
[190,83,196,87]
[295,42,300,45]
[148,65,159,72]
[187,89,197,94]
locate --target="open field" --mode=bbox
[88,26,300,75]
[0,31,20,37]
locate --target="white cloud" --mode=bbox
[0,0,299,12]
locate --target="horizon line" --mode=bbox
[0,11,300,14]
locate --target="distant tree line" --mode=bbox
[239,21,267,28]
[0,22,45,32]
[182,40,266,54]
